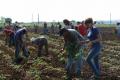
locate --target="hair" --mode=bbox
[63,19,70,25]
[59,28,68,36]
[117,22,120,25]
[85,18,93,25]
[77,21,81,25]
[22,27,27,34]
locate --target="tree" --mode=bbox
[5,18,12,24]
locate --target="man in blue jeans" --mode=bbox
[60,28,85,80]
[84,18,102,79]
[14,27,30,64]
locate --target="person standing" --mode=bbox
[51,23,55,34]
[43,22,48,34]
[84,18,102,79]
[115,22,120,39]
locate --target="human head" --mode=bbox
[117,22,120,26]
[77,22,81,25]
[85,18,93,28]
[22,27,27,34]
[59,28,69,36]
[63,19,70,26]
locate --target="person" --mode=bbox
[31,36,48,57]
[115,22,120,39]
[75,22,81,31]
[13,21,21,32]
[84,18,102,79]
[59,28,85,80]
[3,27,15,46]
[63,19,72,29]
[43,22,48,34]
[78,21,88,37]
[3,20,15,46]
[58,22,62,30]
[14,27,30,64]
[51,23,55,34]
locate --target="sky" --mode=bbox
[0,0,120,22]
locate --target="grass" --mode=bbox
[96,24,116,27]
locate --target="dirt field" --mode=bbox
[0,27,120,80]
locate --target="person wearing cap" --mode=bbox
[60,28,85,79]
[84,18,102,79]
[14,27,30,64]
[31,36,48,57]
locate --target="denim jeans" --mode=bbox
[66,48,83,79]
[15,39,29,59]
[86,43,101,77]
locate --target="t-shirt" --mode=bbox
[65,29,84,59]
[68,29,84,42]
[87,26,99,40]
[3,25,14,36]
[65,25,72,29]
[87,26,100,45]
[78,24,87,36]
[32,38,47,46]
[15,28,26,40]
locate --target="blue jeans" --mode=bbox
[86,43,101,77]
[15,39,29,59]
[66,49,83,79]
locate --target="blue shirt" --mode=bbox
[15,28,26,40]
[87,26,100,45]
[87,26,101,46]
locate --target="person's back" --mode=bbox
[67,29,84,43]
[59,28,84,79]
[15,28,26,40]
[32,37,47,46]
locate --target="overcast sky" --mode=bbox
[0,0,119,22]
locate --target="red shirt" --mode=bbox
[3,25,14,36]
[78,24,87,36]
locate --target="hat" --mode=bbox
[59,28,67,36]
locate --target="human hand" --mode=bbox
[60,48,64,53]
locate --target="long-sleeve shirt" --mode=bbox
[64,29,85,59]
[15,28,27,41]
[32,37,47,46]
